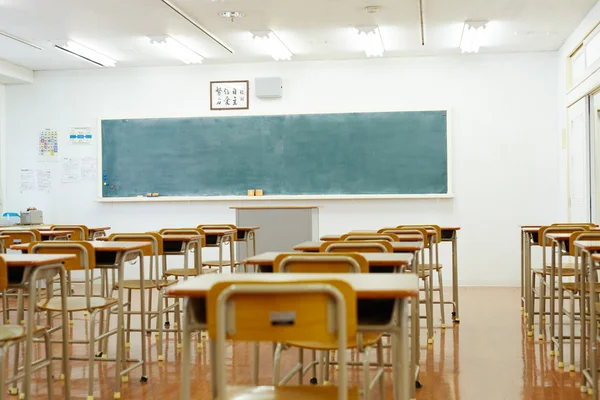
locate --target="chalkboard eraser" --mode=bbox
[255,189,263,196]
[247,190,255,196]
[146,193,152,197]
[152,192,159,197]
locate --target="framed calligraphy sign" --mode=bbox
[210,80,249,110]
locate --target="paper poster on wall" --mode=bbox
[37,170,52,193]
[62,157,81,183]
[20,169,35,193]
[38,129,59,162]
[69,127,93,144]
[81,157,97,181]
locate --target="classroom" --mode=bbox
[0,0,598,399]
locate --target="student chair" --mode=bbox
[271,253,384,400]
[206,278,360,400]
[320,240,393,254]
[106,233,180,360]
[30,241,120,400]
[197,225,237,273]
[0,257,57,400]
[341,233,399,242]
[159,228,207,279]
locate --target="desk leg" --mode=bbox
[229,235,235,274]
[526,237,534,335]
[521,231,524,311]
[393,298,410,400]
[181,299,191,400]
[59,267,71,399]
[581,252,589,392]
[589,256,598,399]
[113,261,125,398]
[452,237,459,322]
[139,254,148,380]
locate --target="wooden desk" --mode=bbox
[243,251,413,271]
[167,273,418,400]
[320,233,423,242]
[40,230,74,240]
[12,241,151,397]
[2,254,74,400]
[439,227,461,322]
[200,229,236,273]
[161,234,204,278]
[89,226,111,240]
[294,241,423,253]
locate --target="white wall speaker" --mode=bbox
[255,77,283,98]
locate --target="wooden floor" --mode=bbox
[6,287,588,399]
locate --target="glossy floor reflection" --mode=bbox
[5,287,588,399]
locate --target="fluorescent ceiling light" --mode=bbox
[251,31,292,61]
[460,21,488,54]
[148,36,204,64]
[0,30,42,50]
[356,26,385,57]
[55,41,116,67]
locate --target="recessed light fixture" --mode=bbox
[148,36,204,64]
[55,41,116,67]
[220,11,244,21]
[460,21,488,54]
[356,26,385,57]
[251,31,292,61]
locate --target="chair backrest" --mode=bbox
[159,228,206,247]
[108,232,163,256]
[320,240,393,253]
[273,253,368,273]
[207,279,355,400]
[50,225,89,241]
[397,225,442,244]
[28,241,96,271]
[340,232,399,242]
[0,229,42,244]
[552,223,597,227]
[539,225,589,247]
[0,257,7,291]
[569,232,600,256]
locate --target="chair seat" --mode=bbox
[0,325,47,342]
[417,263,443,271]
[203,260,242,267]
[533,264,577,276]
[286,332,381,351]
[563,283,600,293]
[219,385,360,400]
[37,296,117,312]
[164,267,219,277]
[116,279,178,290]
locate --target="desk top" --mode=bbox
[322,233,424,242]
[243,252,413,267]
[41,230,74,237]
[294,241,423,253]
[592,254,600,263]
[522,227,540,233]
[166,273,419,299]
[546,233,574,241]
[237,226,260,231]
[162,234,203,242]
[230,206,320,210]
[11,241,152,253]
[89,227,111,232]
[1,254,75,267]
[574,240,600,251]
[199,229,236,236]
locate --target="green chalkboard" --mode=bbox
[101,111,448,197]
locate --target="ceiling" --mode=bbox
[0,0,597,70]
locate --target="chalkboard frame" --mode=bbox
[97,109,453,202]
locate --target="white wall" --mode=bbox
[4,53,560,285]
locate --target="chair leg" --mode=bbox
[570,291,576,371]
[44,331,54,400]
[147,286,153,331]
[126,289,132,347]
[89,310,98,399]
[377,339,385,400]
[298,348,303,384]
[0,346,6,400]
[157,290,164,362]
[437,269,446,328]
[362,346,371,400]
[273,343,283,385]
[175,298,182,346]
[530,272,537,336]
